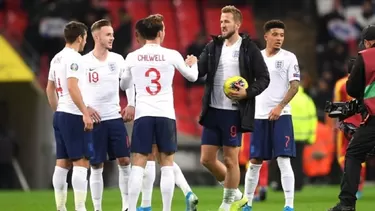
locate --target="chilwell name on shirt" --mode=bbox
[138,54,166,62]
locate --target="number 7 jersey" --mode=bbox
[48,47,85,115]
[121,44,198,120]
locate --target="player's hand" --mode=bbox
[121,106,135,122]
[87,106,101,123]
[269,105,283,121]
[228,84,247,100]
[83,113,94,131]
[185,55,197,67]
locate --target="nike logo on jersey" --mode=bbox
[89,68,96,71]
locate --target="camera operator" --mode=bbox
[329,25,375,211]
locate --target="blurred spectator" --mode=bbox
[320,40,349,84]
[83,0,110,54]
[351,0,375,29]
[88,0,110,21]
[185,32,207,87]
[112,8,132,57]
[316,5,346,45]
[311,79,332,121]
[0,0,4,10]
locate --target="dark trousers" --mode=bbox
[269,141,306,191]
[339,117,375,206]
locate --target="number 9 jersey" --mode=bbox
[48,47,85,115]
[121,44,198,120]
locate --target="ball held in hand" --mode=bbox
[223,76,249,97]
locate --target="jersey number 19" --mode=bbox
[88,72,99,83]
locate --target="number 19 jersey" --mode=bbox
[82,51,124,121]
[122,44,198,120]
[48,47,85,115]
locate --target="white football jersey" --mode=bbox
[82,51,125,121]
[121,44,198,120]
[255,49,300,119]
[211,37,242,110]
[48,47,85,115]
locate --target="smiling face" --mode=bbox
[96,25,114,50]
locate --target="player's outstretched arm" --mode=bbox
[46,80,58,111]
[246,42,270,98]
[125,82,135,107]
[172,50,198,82]
[120,53,133,90]
[197,42,210,77]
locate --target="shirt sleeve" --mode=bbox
[126,83,136,107]
[287,54,300,82]
[118,55,126,78]
[48,68,55,82]
[66,56,84,79]
[171,50,198,82]
[120,53,133,90]
[347,54,365,99]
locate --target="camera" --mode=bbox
[324,99,361,121]
[325,100,375,156]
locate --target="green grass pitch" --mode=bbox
[1,186,374,210]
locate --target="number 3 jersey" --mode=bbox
[48,47,85,115]
[81,51,126,121]
[121,44,198,120]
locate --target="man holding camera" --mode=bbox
[329,25,375,211]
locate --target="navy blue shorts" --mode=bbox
[53,112,93,160]
[201,107,242,147]
[132,117,177,154]
[250,115,296,160]
[90,118,130,165]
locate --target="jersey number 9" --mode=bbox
[88,72,99,83]
[145,68,161,95]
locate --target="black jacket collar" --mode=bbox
[210,33,251,43]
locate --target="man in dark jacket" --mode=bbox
[328,25,375,211]
[197,5,270,210]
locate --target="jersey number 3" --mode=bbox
[145,68,161,95]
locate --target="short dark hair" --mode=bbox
[141,14,164,40]
[135,18,146,37]
[91,19,112,32]
[64,21,88,44]
[263,20,285,33]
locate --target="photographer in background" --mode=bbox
[329,25,375,211]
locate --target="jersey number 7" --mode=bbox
[145,68,161,95]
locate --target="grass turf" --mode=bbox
[1,185,374,210]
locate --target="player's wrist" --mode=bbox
[277,104,285,109]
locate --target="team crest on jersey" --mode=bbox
[275,60,284,69]
[70,63,78,71]
[108,62,116,71]
[232,50,239,58]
